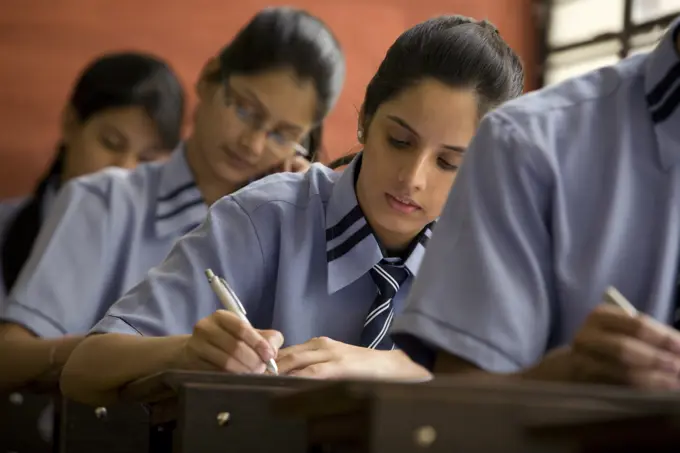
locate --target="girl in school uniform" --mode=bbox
[62,15,524,405]
[0,6,345,390]
[0,52,184,301]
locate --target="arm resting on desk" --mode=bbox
[61,333,188,406]
[0,323,83,390]
[435,347,573,382]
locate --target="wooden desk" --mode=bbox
[273,378,680,453]
[122,370,324,453]
[55,397,149,453]
[0,389,53,453]
[0,374,149,453]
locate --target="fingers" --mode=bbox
[212,310,276,362]
[591,305,680,354]
[289,362,336,379]
[193,314,265,373]
[186,338,252,374]
[289,156,310,173]
[572,304,680,389]
[259,329,285,351]
[281,157,292,172]
[573,352,680,390]
[574,326,680,373]
[277,349,332,375]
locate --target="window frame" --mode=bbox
[537,0,678,88]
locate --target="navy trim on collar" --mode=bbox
[324,153,434,294]
[154,144,207,237]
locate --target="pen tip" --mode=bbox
[205,269,215,280]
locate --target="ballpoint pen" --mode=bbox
[205,269,279,375]
[603,286,638,317]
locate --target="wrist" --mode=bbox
[518,346,574,382]
[50,336,84,369]
[167,335,192,370]
[386,350,433,381]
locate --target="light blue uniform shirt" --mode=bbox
[91,155,432,346]
[0,184,58,302]
[392,20,680,373]
[0,147,207,337]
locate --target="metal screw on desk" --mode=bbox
[8,392,23,405]
[94,407,108,420]
[414,425,437,448]
[216,412,231,426]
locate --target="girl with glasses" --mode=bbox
[0,6,345,390]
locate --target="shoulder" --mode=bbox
[491,54,646,140]
[474,55,648,176]
[223,163,339,216]
[65,160,164,211]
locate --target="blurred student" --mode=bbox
[0,6,346,390]
[390,17,680,391]
[0,52,184,301]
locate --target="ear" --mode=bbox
[60,105,79,145]
[195,56,221,101]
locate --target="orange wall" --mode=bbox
[0,0,536,197]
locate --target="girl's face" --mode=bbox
[356,78,479,252]
[192,64,318,186]
[61,106,167,181]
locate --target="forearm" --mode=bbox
[0,324,83,390]
[60,333,189,406]
[434,347,573,383]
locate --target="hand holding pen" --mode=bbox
[173,270,283,375]
[567,286,680,390]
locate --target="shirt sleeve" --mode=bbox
[91,197,267,337]
[1,182,112,338]
[391,112,556,373]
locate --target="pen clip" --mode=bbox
[220,278,247,316]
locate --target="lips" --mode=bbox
[385,193,421,214]
[222,146,256,170]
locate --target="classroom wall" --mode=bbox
[0,0,536,197]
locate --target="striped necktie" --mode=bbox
[360,259,409,350]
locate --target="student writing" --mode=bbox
[61,15,524,405]
[0,7,345,390]
[0,52,184,302]
[391,16,680,391]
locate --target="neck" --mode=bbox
[372,222,415,256]
[184,136,240,206]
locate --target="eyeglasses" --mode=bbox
[222,84,309,158]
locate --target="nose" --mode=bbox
[238,128,267,160]
[397,151,429,191]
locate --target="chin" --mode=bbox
[375,212,422,238]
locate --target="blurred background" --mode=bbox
[0,0,678,197]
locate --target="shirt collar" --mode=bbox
[324,153,434,294]
[40,177,60,219]
[644,18,680,169]
[154,144,207,238]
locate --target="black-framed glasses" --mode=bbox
[221,83,309,158]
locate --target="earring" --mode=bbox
[357,130,364,142]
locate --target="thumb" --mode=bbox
[259,329,284,352]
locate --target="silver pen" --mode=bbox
[205,269,279,375]
[603,286,638,317]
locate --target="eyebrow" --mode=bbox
[386,115,466,153]
[237,86,305,134]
